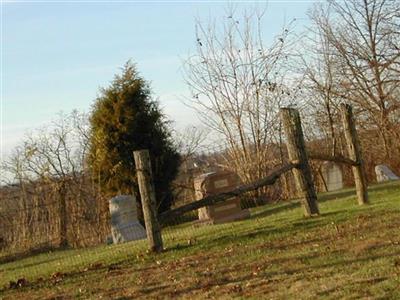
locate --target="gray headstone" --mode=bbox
[109,195,146,244]
[321,162,343,192]
[375,165,400,182]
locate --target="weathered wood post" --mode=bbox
[280,108,320,216]
[340,104,369,205]
[133,150,163,253]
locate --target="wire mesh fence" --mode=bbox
[0,150,351,263]
[0,105,371,291]
[0,183,109,263]
[0,148,299,285]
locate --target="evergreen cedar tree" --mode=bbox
[89,62,180,214]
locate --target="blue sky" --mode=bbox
[1,1,314,161]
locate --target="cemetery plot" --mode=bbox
[1,181,399,299]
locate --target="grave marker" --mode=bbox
[375,165,400,182]
[321,162,343,191]
[109,195,146,244]
[194,171,250,224]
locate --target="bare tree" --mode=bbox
[183,7,298,190]
[170,126,208,206]
[174,125,208,164]
[2,111,91,248]
[300,8,344,157]
[310,0,400,162]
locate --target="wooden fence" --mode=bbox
[134,105,368,253]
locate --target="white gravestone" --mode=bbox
[375,165,400,182]
[109,195,146,244]
[321,162,343,191]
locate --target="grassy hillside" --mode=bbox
[1,181,399,299]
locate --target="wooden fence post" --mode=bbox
[340,104,369,205]
[133,150,163,253]
[280,108,320,217]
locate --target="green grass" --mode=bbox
[1,181,399,299]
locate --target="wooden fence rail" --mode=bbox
[159,162,297,224]
[308,153,358,166]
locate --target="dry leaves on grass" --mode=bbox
[352,238,387,256]
[8,278,29,289]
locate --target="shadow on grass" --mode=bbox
[4,255,65,272]
[182,217,329,253]
[368,180,400,193]
[152,248,400,299]
[3,218,398,297]
[163,243,192,253]
[126,237,400,298]
[107,207,400,274]
[0,245,59,265]
[250,202,300,219]
[165,208,354,256]
[316,276,388,297]
[318,180,400,203]
[318,189,356,203]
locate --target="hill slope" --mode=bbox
[1,181,399,299]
